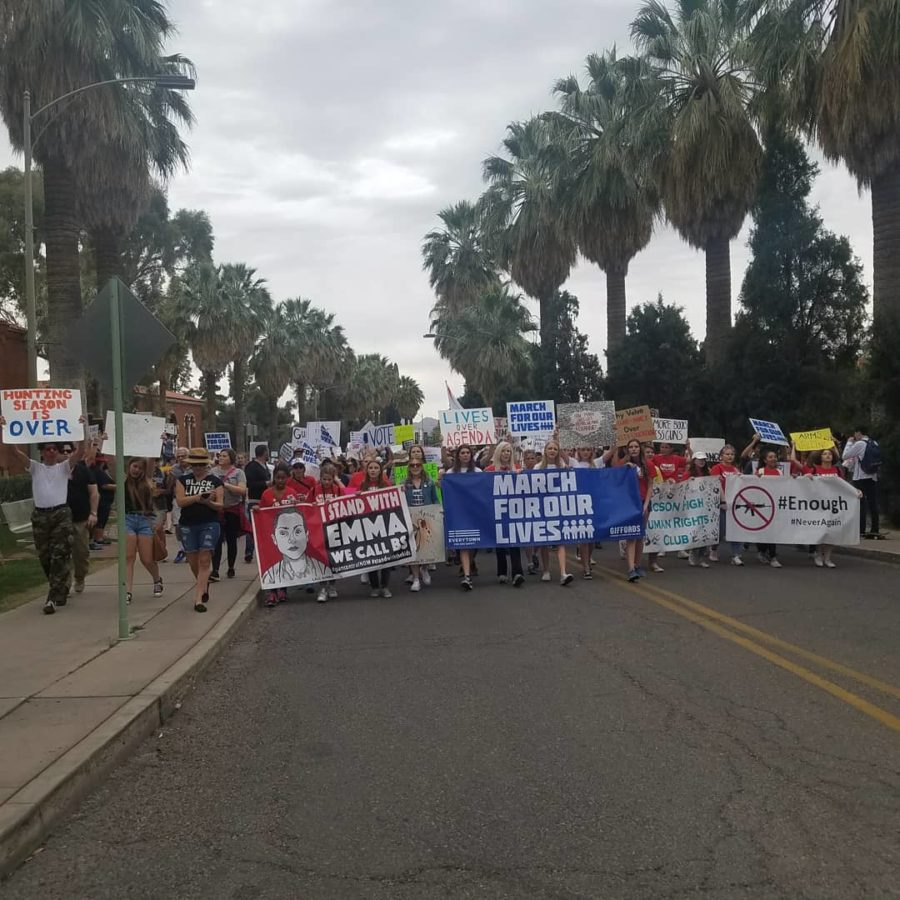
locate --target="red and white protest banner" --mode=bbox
[0,388,83,444]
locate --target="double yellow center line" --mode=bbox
[583,560,900,733]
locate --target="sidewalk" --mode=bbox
[836,533,900,565]
[0,535,260,876]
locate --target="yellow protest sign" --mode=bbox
[394,424,415,445]
[790,428,835,452]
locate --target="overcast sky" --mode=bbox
[2,0,873,419]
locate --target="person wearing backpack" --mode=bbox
[842,425,881,538]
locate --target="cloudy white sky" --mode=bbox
[3,0,873,418]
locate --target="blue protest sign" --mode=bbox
[442,467,644,548]
[204,432,232,452]
[748,418,789,447]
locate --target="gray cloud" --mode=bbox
[1,0,872,417]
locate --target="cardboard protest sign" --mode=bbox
[362,422,395,447]
[394,424,414,447]
[615,405,656,446]
[306,421,340,449]
[204,432,232,452]
[442,467,643,548]
[790,428,835,452]
[0,388,84,444]
[279,442,293,463]
[689,437,725,457]
[290,425,306,449]
[557,401,616,448]
[409,504,445,564]
[104,411,167,458]
[749,418,789,446]
[725,474,859,545]
[645,477,720,552]
[507,400,555,437]
[494,417,508,437]
[439,408,496,448]
[652,418,688,444]
[252,486,415,588]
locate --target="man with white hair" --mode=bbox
[169,446,191,563]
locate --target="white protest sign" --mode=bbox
[88,424,100,440]
[279,442,293,463]
[424,446,442,463]
[749,417,789,447]
[164,423,178,437]
[645,477,720,552]
[439,408,496,448]
[103,411,166,458]
[290,425,306,449]
[306,421,341,449]
[557,401,616,448]
[299,441,320,478]
[652,417,688,444]
[725,474,860,545]
[507,400,556,437]
[0,388,84,444]
[362,422,395,447]
[689,438,726,457]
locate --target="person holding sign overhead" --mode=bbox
[0,413,88,614]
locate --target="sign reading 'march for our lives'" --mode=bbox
[442,468,644,548]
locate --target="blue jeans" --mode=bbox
[181,522,220,553]
[124,513,155,537]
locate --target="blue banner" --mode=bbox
[442,468,644,548]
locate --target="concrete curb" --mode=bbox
[0,581,260,878]
[835,544,900,565]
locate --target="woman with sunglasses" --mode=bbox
[403,459,439,592]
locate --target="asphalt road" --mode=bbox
[5,547,900,899]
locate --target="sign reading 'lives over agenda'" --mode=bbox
[441,468,644,548]
[507,400,555,436]
[439,408,497,447]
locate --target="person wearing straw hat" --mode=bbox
[174,447,224,612]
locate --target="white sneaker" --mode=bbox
[731,555,744,566]
[769,558,783,568]
[650,563,665,573]
[404,573,414,585]
[658,552,667,559]
[370,589,380,598]
[316,588,328,603]
[688,552,698,567]
[541,571,551,582]
[410,578,421,592]
[498,575,508,584]
[813,554,824,568]
[381,588,392,599]
[824,559,837,569]
[757,552,769,565]
[677,550,689,560]
[327,585,338,599]
[708,549,719,563]
[421,569,431,586]
[699,560,710,569]
[560,573,574,586]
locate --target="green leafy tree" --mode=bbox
[0,166,43,323]
[251,303,299,445]
[535,291,605,403]
[0,1,192,384]
[632,0,762,362]
[752,0,900,323]
[392,376,424,422]
[481,118,576,352]
[549,50,658,356]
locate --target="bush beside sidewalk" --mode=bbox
[0,535,260,877]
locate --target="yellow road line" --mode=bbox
[566,554,900,732]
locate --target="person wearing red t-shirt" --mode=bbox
[709,443,744,566]
[652,442,688,482]
[259,464,301,607]
[289,461,317,501]
[312,463,345,602]
[609,439,656,582]
[755,449,788,567]
[801,447,859,569]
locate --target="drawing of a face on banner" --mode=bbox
[259,505,331,588]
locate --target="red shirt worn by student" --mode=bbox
[260,483,301,507]
[803,465,844,478]
[758,466,784,477]
[653,453,686,481]
[614,454,658,501]
[289,475,317,501]
[710,462,739,494]
[348,470,391,491]
[313,481,345,500]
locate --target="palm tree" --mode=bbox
[393,375,424,422]
[250,304,296,446]
[351,354,400,423]
[422,200,499,312]
[0,1,191,385]
[548,50,659,355]
[481,118,577,350]
[431,285,537,408]
[751,0,900,322]
[632,0,762,361]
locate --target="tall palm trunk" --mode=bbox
[295,380,307,424]
[605,266,627,363]
[43,155,83,385]
[232,359,247,452]
[202,369,217,434]
[704,235,732,363]
[266,395,280,448]
[872,164,900,324]
[93,224,123,293]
